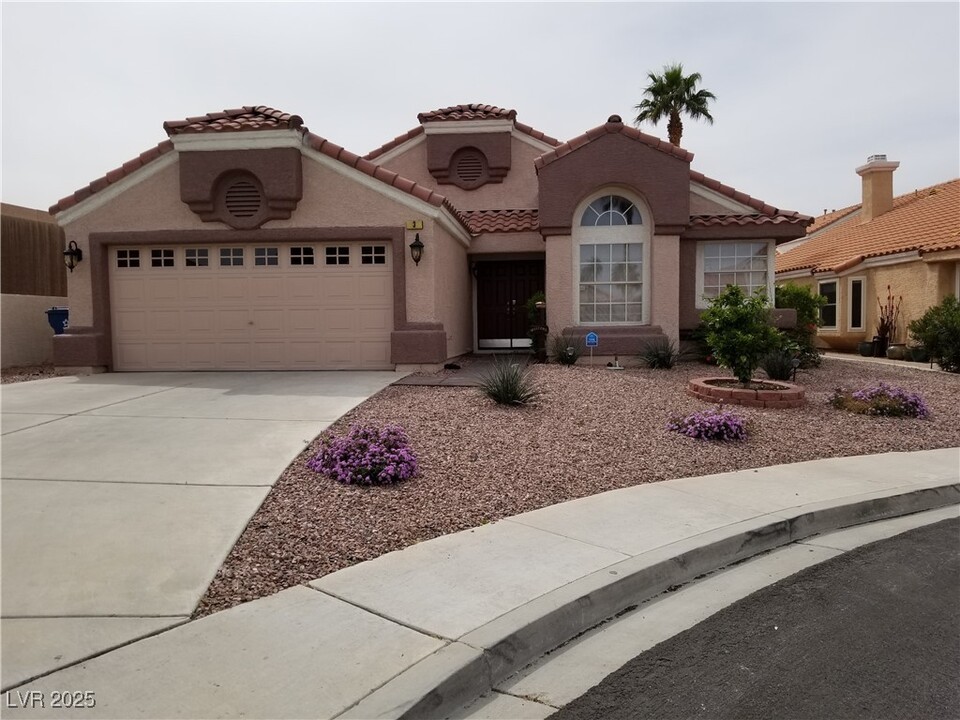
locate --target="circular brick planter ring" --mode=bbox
[687,377,806,409]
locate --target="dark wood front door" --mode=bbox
[476,260,545,349]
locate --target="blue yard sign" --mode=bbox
[585,332,599,348]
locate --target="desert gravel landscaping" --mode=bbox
[195,358,959,617]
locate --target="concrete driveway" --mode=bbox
[0,370,401,690]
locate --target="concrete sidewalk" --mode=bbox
[0,371,402,691]
[2,448,958,719]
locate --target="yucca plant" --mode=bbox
[640,337,682,369]
[479,357,540,406]
[761,348,796,381]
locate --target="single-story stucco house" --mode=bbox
[49,104,811,372]
[776,157,959,352]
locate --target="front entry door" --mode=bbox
[476,260,545,349]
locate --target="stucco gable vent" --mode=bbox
[456,152,485,184]
[224,180,262,218]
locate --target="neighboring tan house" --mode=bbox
[1,203,68,368]
[776,156,960,352]
[48,104,810,372]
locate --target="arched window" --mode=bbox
[575,193,649,324]
[580,195,643,226]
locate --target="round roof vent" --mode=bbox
[224,179,262,218]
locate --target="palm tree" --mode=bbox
[633,63,716,147]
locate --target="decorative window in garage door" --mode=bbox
[254,247,279,266]
[361,246,387,265]
[185,249,209,267]
[325,246,350,265]
[151,249,175,268]
[116,249,140,268]
[290,246,315,266]
[220,247,244,267]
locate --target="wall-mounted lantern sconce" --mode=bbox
[409,233,424,266]
[63,241,83,272]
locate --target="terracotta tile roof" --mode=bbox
[364,126,426,161]
[50,140,175,214]
[418,104,517,122]
[535,117,694,170]
[163,106,305,135]
[806,204,860,234]
[689,170,805,217]
[514,121,561,147]
[776,179,960,274]
[689,213,811,228]
[463,209,539,234]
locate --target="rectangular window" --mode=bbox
[701,241,769,303]
[819,280,838,328]
[578,242,643,323]
[150,249,175,268]
[116,249,140,268]
[185,248,209,267]
[290,246,315,266]
[849,278,864,330]
[254,247,279,266]
[220,248,244,267]
[325,246,350,265]
[361,245,387,265]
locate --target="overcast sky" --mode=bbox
[2,2,958,218]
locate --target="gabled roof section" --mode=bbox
[50,140,175,214]
[534,117,694,170]
[418,104,517,122]
[690,170,801,217]
[806,203,860,234]
[462,209,539,234]
[163,106,305,135]
[776,179,960,274]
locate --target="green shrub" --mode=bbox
[701,285,782,385]
[908,295,960,373]
[775,283,826,368]
[761,348,796,381]
[550,332,584,366]
[640,337,682,369]
[479,357,540,405]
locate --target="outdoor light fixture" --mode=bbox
[409,233,424,266]
[63,241,83,272]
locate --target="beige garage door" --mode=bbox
[110,242,393,370]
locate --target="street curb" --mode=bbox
[340,483,960,719]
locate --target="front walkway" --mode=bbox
[0,371,401,690]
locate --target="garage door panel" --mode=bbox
[111,243,394,371]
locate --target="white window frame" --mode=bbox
[818,279,839,331]
[572,190,651,325]
[847,276,866,331]
[694,240,775,309]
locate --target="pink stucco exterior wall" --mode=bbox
[650,235,680,342]
[376,134,544,211]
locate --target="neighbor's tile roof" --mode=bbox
[163,106,304,135]
[535,117,694,169]
[806,204,860,234]
[417,104,517,122]
[463,209,539,233]
[776,179,960,274]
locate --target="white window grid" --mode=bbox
[290,246,315,266]
[116,249,140,268]
[325,246,350,265]
[580,195,642,227]
[701,242,768,301]
[361,246,386,265]
[151,249,175,268]
[578,242,644,323]
[220,248,244,267]
[254,247,279,266]
[185,248,209,267]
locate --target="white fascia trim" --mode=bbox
[513,129,558,153]
[55,151,179,226]
[776,237,809,255]
[301,146,472,246]
[369,133,426,165]
[423,119,514,135]
[837,250,921,276]
[776,268,814,280]
[690,182,756,213]
[170,130,304,152]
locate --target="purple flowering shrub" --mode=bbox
[829,383,930,419]
[308,423,419,485]
[667,408,748,442]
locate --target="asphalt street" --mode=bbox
[551,517,960,720]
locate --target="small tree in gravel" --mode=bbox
[701,285,781,386]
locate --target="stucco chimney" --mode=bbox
[855,154,899,223]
